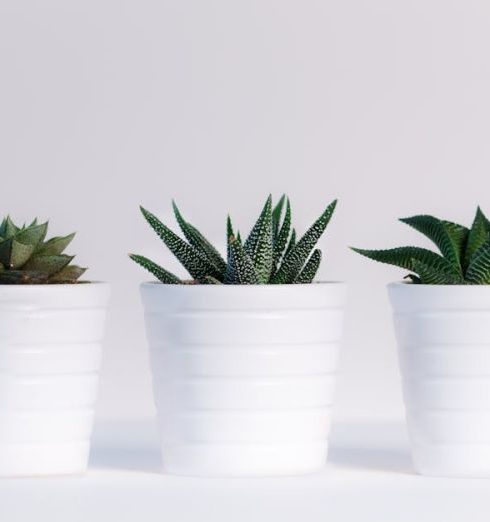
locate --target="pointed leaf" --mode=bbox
[272,200,336,284]
[3,217,19,238]
[23,254,73,276]
[172,201,226,277]
[244,196,273,283]
[442,220,468,264]
[466,240,490,284]
[140,206,220,280]
[0,238,35,269]
[295,249,321,284]
[352,246,463,282]
[15,222,48,248]
[273,198,291,270]
[464,207,490,271]
[49,265,87,283]
[224,237,259,284]
[400,215,463,271]
[36,233,76,256]
[129,254,181,284]
[272,194,286,240]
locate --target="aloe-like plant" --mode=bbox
[130,195,337,284]
[352,207,490,284]
[0,216,86,284]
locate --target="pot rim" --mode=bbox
[0,281,109,290]
[141,280,345,289]
[388,281,490,289]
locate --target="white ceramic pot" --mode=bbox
[0,283,110,477]
[389,282,490,477]
[141,282,346,477]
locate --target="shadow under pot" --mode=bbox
[0,283,110,477]
[141,281,346,477]
[389,282,490,477]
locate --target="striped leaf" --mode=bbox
[172,201,226,277]
[140,206,220,280]
[411,259,462,284]
[295,249,321,283]
[129,254,181,284]
[244,195,273,283]
[272,200,337,284]
[224,237,259,284]
[464,207,490,271]
[465,240,490,284]
[352,246,463,282]
[400,215,463,271]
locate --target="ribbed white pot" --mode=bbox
[389,282,490,477]
[0,283,110,477]
[141,282,346,477]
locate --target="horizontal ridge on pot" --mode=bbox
[389,283,490,477]
[0,283,110,477]
[141,282,346,477]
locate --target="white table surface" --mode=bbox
[1,419,489,522]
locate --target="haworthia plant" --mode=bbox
[0,216,86,284]
[130,195,337,284]
[352,207,490,284]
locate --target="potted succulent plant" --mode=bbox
[0,217,109,476]
[131,195,346,476]
[353,208,490,477]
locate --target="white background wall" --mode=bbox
[1,0,490,421]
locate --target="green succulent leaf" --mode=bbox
[140,206,221,280]
[0,238,35,269]
[272,200,337,284]
[129,254,181,284]
[465,240,490,284]
[352,246,462,281]
[49,265,87,283]
[295,249,321,283]
[23,254,73,276]
[225,237,259,284]
[0,216,84,284]
[36,233,75,256]
[273,198,291,271]
[411,258,463,284]
[464,207,490,271]
[244,195,273,283]
[272,194,286,240]
[0,270,49,284]
[15,222,48,248]
[172,201,226,276]
[3,217,19,238]
[400,215,464,271]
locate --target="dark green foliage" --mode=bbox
[352,207,490,285]
[0,216,85,284]
[130,195,337,285]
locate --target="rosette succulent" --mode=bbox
[130,195,337,284]
[352,207,490,284]
[0,217,86,284]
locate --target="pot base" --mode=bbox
[413,443,490,478]
[161,442,328,477]
[0,441,90,477]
